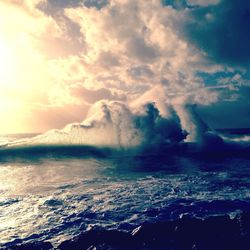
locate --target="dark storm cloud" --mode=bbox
[38,0,79,12]
[126,36,159,63]
[39,0,108,12]
[83,0,108,9]
[127,65,154,80]
[71,86,126,104]
[162,0,188,10]
[185,0,250,67]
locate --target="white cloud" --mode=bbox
[63,0,219,108]
[1,0,237,133]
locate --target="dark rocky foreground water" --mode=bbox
[3,211,250,250]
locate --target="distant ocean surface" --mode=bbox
[0,129,250,248]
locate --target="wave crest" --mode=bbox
[2,100,249,155]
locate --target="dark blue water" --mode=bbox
[0,131,250,248]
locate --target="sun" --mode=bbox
[0,35,40,93]
[0,38,14,88]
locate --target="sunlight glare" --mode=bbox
[0,38,13,87]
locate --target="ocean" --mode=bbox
[0,129,250,249]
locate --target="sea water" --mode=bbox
[0,131,250,248]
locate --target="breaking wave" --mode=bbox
[0,100,249,158]
[10,101,186,147]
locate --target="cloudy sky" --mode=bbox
[0,0,249,133]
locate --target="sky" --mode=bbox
[0,0,249,133]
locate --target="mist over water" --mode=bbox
[3,99,239,151]
[1,99,249,162]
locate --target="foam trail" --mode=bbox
[221,135,250,143]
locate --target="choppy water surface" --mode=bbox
[0,133,250,247]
